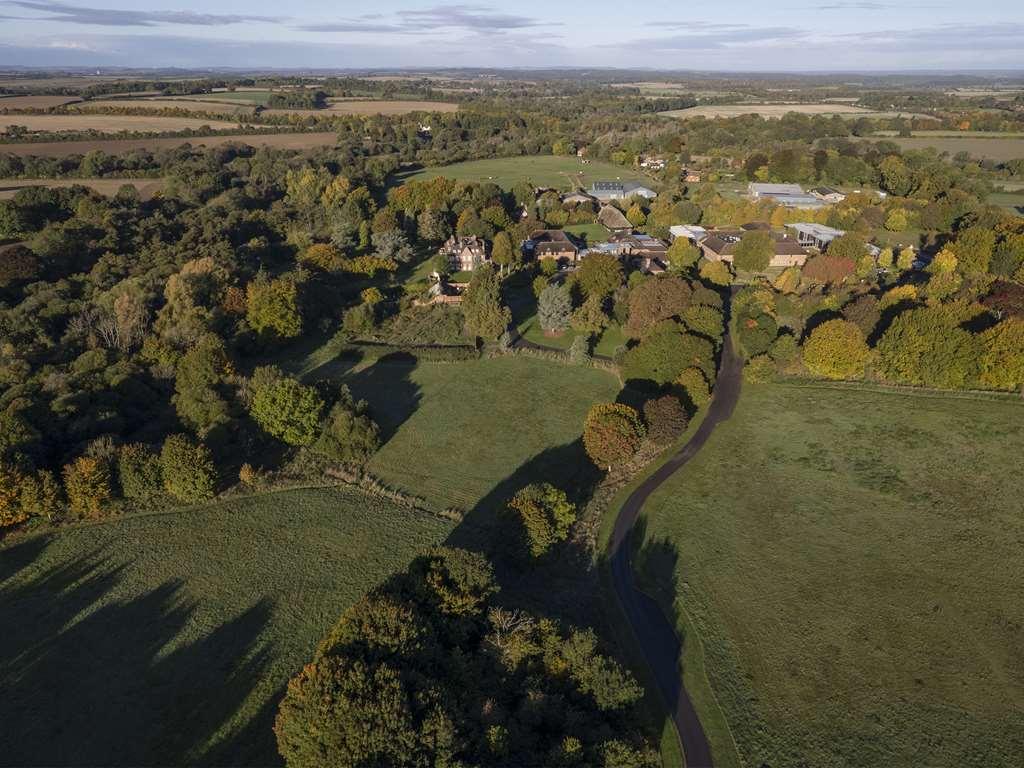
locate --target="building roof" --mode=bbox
[740,221,771,231]
[702,230,807,258]
[590,181,657,197]
[598,205,632,230]
[810,186,842,196]
[669,224,707,240]
[786,223,845,240]
[749,182,805,196]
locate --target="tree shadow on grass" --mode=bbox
[342,353,423,444]
[0,536,276,767]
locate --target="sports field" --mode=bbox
[0,486,453,766]
[395,154,655,190]
[636,382,1024,767]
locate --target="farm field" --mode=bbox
[636,382,1024,768]
[0,485,454,766]
[335,355,620,514]
[0,177,164,200]
[79,99,255,116]
[0,114,241,134]
[989,191,1024,214]
[875,130,1024,138]
[875,136,1024,161]
[660,104,935,120]
[0,95,82,109]
[264,100,458,117]
[394,154,654,190]
[0,131,339,157]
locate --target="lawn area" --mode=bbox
[635,382,1024,767]
[506,280,626,357]
[0,487,453,766]
[393,155,656,190]
[564,222,611,246]
[339,355,620,514]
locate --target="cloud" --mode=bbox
[621,26,808,51]
[837,21,1024,51]
[295,4,548,35]
[6,1,283,27]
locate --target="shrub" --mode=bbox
[249,367,325,447]
[507,483,577,557]
[314,387,381,463]
[160,434,217,503]
[63,456,112,520]
[568,334,592,365]
[642,395,689,443]
[583,403,645,470]
[676,367,711,411]
[802,319,870,380]
[768,333,799,364]
[117,443,163,503]
[743,354,776,384]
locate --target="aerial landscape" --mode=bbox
[1,1,1023,767]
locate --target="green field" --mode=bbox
[989,191,1024,215]
[868,136,1024,161]
[393,155,656,190]
[188,90,274,105]
[635,382,1024,767]
[564,222,611,245]
[0,487,453,766]
[338,355,620,514]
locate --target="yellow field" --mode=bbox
[1,114,241,133]
[0,178,163,200]
[661,104,936,120]
[0,131,339,157]
[0,95,83,109]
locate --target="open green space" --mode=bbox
[865,136,1024,162]
[989,191,1024,215]
[393,155,655,190]
[0,486,453,766]
[635,382,1024,767]
[564,222,611,246]
[505,280,627,357]
[337,355,620,514]
[186,90,274,105]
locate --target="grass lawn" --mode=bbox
[337,356,619,514]
[0,487,453,767]
[392,155,656,190]
[635,382,1024,767]
[988,191,1024,215]
[564,222,611,246]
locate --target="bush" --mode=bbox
[583,403,645,469]
[643,395,689,443]
[160,434,217,503]
[802,319,870,380]
[743,355,776,384]
[676,367,711,411]
[63,456,112,520]
[117,443,163,503]
[507,483,577,557]
[314,387,381,463]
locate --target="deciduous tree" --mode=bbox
[583,403,645,470]
[507,482,577,557]
[802,319,870,380]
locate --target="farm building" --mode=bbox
[524,229,580,264]
[701,229,810,269]
[562,190,596,205]
[810,186,846,203]
[597,205,633,232]
[748,182,827,209]
[590,181,658,201]
[439,235,490,271]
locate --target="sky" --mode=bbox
[0,0,1022,71]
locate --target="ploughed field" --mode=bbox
[636,382,1024,768]
[0,486,454,766]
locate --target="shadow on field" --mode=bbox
[0,536,277,767]
[343,353,422,443]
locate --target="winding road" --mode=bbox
[609,329,744,768]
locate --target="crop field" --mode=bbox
[0,485,453,766]
[0,114,242,134]
[0,95,82,109]
[337,355,620,514]
[661,104,935,120]
[636,382,1024,768]
[0,177,164,200]
[877,136,1024,161]
[395,154,654,189]
[186,90,275,104]
[0,131,339,157]
[80,99,255,116]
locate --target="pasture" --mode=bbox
[0,178,164,200]
[636,382,1024,768]
[876,136,1024,162]
[661,104,933,120]
[0,485,454,766]
[0,114,241,134]
[395,154,654,190]
[332,355,620,514]
[0,131,339,157]
[0,95,82,109]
